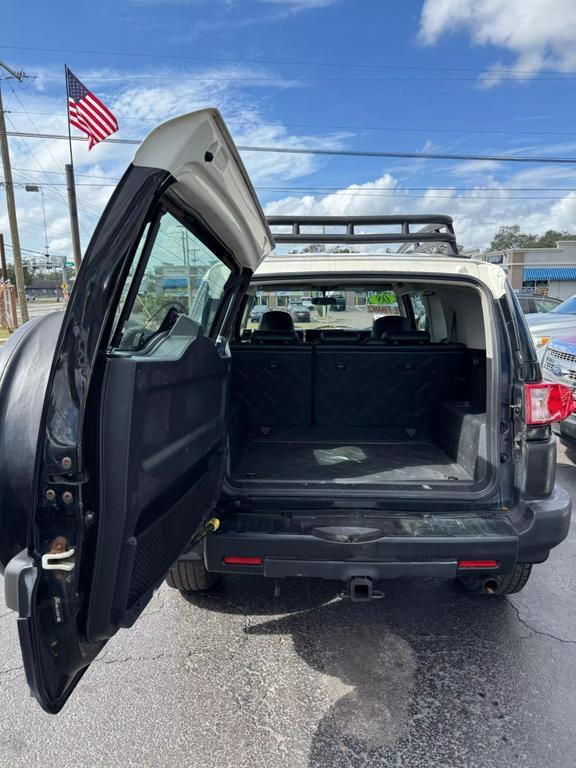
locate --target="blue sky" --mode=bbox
[2,0,576,261]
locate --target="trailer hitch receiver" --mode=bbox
[347,576,384,602]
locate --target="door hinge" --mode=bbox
[41,548,76,572]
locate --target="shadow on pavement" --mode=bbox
[184,576,532,767]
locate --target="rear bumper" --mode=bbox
[189,485,571,581]
[556,414,576,441]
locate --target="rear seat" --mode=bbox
[232,311,465,429]
[231,310,312,426]
[313,343,465,427]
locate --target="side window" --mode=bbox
[409,292,429,331]
[517,297,531,314]
[536,297,558,313]
[113,209,232,350]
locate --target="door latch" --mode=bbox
[41,548,76,572]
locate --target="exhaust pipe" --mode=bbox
[483,578,500,594]
[347,576,384,602]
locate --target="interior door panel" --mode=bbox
[87,331,230,641]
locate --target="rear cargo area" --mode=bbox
[228,324,488,489]
[232,426,474,484]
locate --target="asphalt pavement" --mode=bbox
[1,444,575,768]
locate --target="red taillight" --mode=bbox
[458,560,498,569]
[524,382,574,425]
[223,556,262,566]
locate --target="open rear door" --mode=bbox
[2,109,272,712]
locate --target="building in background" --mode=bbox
[481,241,576,300]
[26,278,64,300]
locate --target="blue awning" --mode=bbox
[523,267,576,281]
[162,277,187,288]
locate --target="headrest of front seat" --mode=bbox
[371,315,408,339]
[259,310,294,332]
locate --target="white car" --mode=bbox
[525,294,576,358]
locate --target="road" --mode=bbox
[25,299,65,321]
[1,444,575,768]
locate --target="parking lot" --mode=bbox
[0,443,573,767]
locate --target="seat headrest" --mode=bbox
[259,310,294,332]
[251,330,299,345]
[371,315,408,339]
[319,330,361,345]
[385,331,431,345]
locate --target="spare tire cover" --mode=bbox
[0,313,63,572]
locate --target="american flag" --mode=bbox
[66,66,118,150]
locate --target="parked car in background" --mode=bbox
[541,336,576,441]
[526,294,576,358]
[249,304,269,323]
[288,301,311,322]
[330,293,347,311]
[516,292,562,315]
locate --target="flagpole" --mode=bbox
[64,64,82,275]
[65,65,74,168]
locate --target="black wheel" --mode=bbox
[458,563,533,596]
[165,559,219,593]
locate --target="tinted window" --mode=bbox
[517,297,534,314]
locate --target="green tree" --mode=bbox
[489,225,576,251]
[534,229,575,248]
[489,225,538,250]
[6,264,33,286]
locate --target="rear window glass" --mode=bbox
[247,289,402,331]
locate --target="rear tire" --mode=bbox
[165,559,219,593]
[458,563,533,596]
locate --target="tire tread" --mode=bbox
[165,559,218,592]
[459,562,533,595]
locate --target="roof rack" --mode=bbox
[266,215,461,257]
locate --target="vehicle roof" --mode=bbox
[253,252,508,298]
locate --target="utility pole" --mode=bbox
[0,60,29,323]
[65,163,82,273]
[0,233,7,281]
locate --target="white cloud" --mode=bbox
[263,168,576,251]
[1,64,347,262]
[418,0,576,85]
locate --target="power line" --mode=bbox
[3,240,66,257]
[3,43,576,78]
[13,167,120,179]
[28,73,576,84]
[8,110,576,138]
[10,169,576,192]
[257,184,576,193]
[6,129,576,165]
[4,178,576,199]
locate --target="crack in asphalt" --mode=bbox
[95,650,190,665]
[0,664,24,677]
[509,601,576,646]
